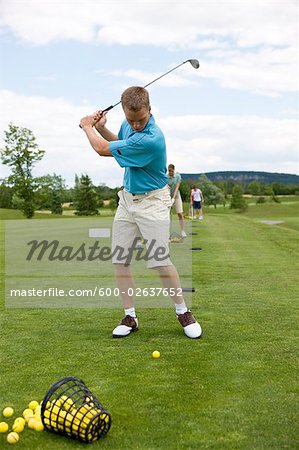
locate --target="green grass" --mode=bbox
[0,208,115,220]
[0,200,298,449]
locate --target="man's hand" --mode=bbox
[80,115,95,130]
[171,198,175,205]
[93,110,107,129]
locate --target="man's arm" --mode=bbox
[95,124,119,142]
[173,182,180,199]
[190,190,193,203]
[80,115,112,156]
[93,111,119,141]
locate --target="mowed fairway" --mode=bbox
[0,200,298,449]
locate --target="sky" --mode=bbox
[0,0,298,187]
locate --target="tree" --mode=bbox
[0,123,45,218]
[50,190,63,215]
[35,174,67,213]
[198,174,225,208]
[0,181,13,208]
[73,174,99,216]
[230,185,247,211]
[247,180,262,196]
[109,198,117,211]
[178,180,191,202]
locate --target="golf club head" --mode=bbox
[188,59,200,69]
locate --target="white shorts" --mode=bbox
[112,186,173,268]
[173,191,183,214]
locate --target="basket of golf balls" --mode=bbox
[41,376,111,443]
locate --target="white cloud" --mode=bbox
[1,0,297,48]
[0,1,297,96]
[202,45,298,96]
[1,91,298,188]
[160,114,299,174]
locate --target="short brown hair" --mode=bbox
[168,164,175,170]
[121,86,150,111]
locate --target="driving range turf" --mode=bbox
[0,199,298,449]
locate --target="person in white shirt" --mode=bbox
[190,185,204,220]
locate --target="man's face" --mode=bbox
[124,106,151,132]
[168,168,174,177]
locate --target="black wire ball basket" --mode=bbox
[41,376,112,444]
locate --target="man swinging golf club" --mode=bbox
[80,86,202,339]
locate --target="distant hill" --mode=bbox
[181,171,299,184]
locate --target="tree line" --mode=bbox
[0,124,119,218]
[1,124,297,218]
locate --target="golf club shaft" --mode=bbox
[79,59,198,127]
[104,61,188,111]
[143,60,188,89]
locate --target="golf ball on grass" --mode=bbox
[12,421,24,433]
[152,350,160,359]
[28,400,39,411]
[0,421,9,433]
[34,421,44,432]
[14,417,25,427]
[3,407,14,418]
[28,418,38,429]
[23,409,34,422]
[7,432,19,444]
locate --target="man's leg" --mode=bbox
[112,264,138,338]
[155,265,202,339]
[111,192,139,338]
[199,206,203,220]
[135,187,202,339]
[177,212,186,237]
[113,263,135,308]
[175,194,186,237]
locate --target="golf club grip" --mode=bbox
[79,105,115,128]
[102,105,114,113]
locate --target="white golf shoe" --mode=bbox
[112,315,138,338]
[177,310,202,339]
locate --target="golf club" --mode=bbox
[79,59,199,127]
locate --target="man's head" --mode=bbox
[121,86,151,131]
[168,164,175,177]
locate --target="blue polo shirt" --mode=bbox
[109,115,167,194]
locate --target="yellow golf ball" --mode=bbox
[14,417,26,427]
[23,408,34,422]
[12,422,24,433]
[34,405,41,414]
[3,407,14,418]
[34,421,44,432]
[0,421,9,433]
[59,395,74,411]
[99,413,110,424]
[7,431,19,444]
[29,400,39,411]
[28,418,39,429]
[152,350,160,359]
